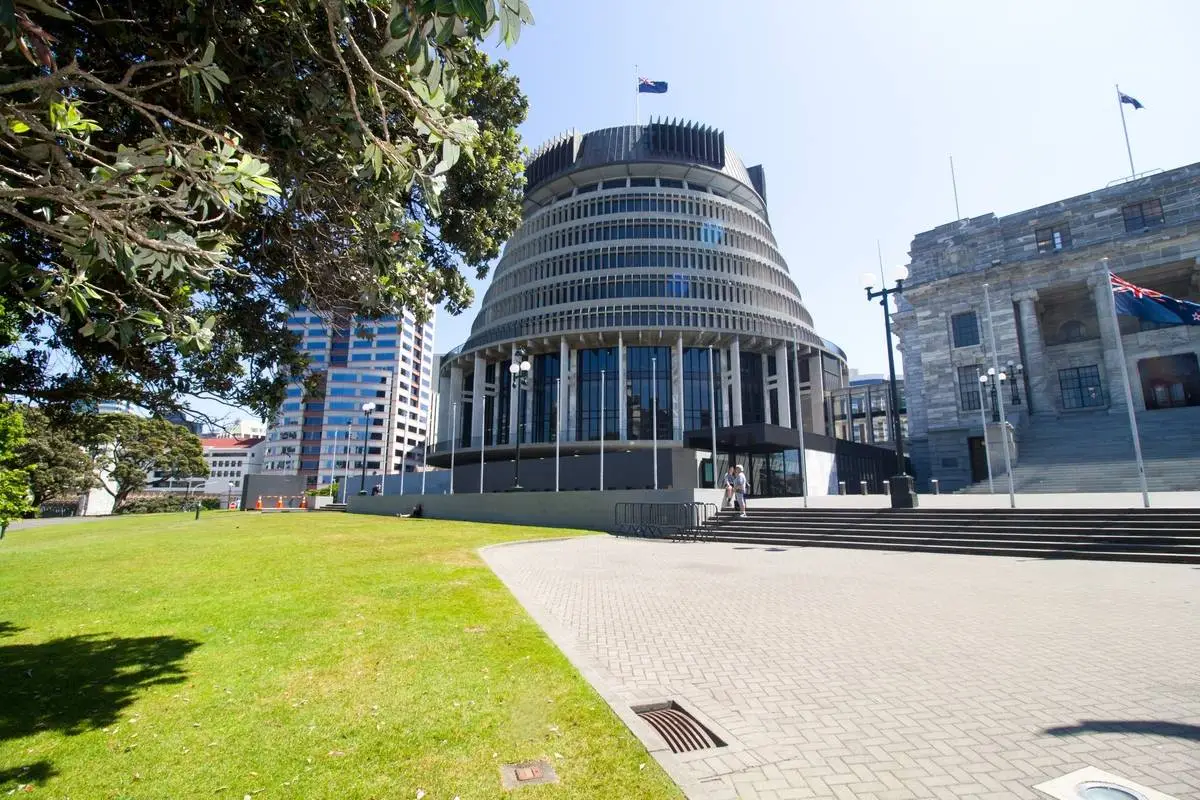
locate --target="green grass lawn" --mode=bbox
[0,513,681,799]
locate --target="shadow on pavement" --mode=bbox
[1044,719,1200,742]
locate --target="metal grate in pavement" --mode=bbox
[632,701,725,753]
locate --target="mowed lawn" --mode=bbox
[0,513,681,799]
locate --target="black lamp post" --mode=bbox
[358,401,375,495]
[863,267,917,509]
[1006,361,1023,406]
[508,348,531,490]
[982,367,1006,423]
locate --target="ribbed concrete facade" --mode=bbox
[431,122,847,485]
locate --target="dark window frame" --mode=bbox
[958,365,983,411]
[1035,223,1072,253]
[1059,365,1105,410]
[1122,199,1165,232]
[951,311,981,348]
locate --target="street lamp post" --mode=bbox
[358,402,375,495]
[508,348,531,490]
[1007,361,1024,406]
[984,367,1006,423]
[976,372,995,493]
[863,267,917,509]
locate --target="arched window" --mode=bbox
[1059,320,1087,343]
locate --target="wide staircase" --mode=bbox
[696,508,1200,564]
[959,405,1200,494]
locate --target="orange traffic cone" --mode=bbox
[255,496,262,510]
[275,496,283,509]
[299,496,307,509]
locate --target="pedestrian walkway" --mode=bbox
[482,536,1200,799]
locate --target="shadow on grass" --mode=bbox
[0,621,24,639]
[1044,719,1200,742]
[0,760,57,790]
[0,629,200,742]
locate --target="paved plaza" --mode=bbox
[482,536,1200,799]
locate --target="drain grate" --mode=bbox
[632,701,726,753]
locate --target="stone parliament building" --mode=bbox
[898,162,1200,493]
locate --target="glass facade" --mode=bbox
[626,346,671,440]
[740,352,765,425]
[682,347,722,432]
[577,348,620,441]
[531,353,561,443]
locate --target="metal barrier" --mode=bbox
[612,502,719,541]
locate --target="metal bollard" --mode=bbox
[931,478,940,495]
[838,480,846,495]
[882,480,890,495]
[860,480,868,495]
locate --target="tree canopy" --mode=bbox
[90,414,208,510]
[0,0,532,421]
[15,405,96,507]
[0,402,31,534]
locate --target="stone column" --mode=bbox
[559,337,570,442]
[523,363,534,444]
[673,334,684,439]
[730,337,744,426]
[567,345,579,441]
[471,354,485,446]
[617,333,628,440]
[775,343,792,428]
[1089,274,1129,410]
[436,368,453,443]
[449,364,464,444]
[808,352,826,435]
[720,348,731,427]
[1012,290,1054,415]
[761,351,772,424]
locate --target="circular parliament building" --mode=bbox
[431,121,849,494]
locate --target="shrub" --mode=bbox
[117,495,222,514]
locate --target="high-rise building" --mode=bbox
[263,308,435,488]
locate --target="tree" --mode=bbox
[90,415,209,510]
[14,406,96,507]
[0,0,532,420]
[0,403,32,536]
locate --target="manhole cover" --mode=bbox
[1077,784,1144,800]
[632,701,725,753]
[500,759,558,790]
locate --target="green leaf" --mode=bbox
[132,310,163,326]
[8,119,29,134]
[200,40,216,67]
[453,0,488,25]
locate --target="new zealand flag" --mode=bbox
[1111,272,1200,325]
[638,77,668,94]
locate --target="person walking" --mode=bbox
[722,464,737,508]
[732,464,749,518]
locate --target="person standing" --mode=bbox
[722,464,737,508]
[732,464,749,518]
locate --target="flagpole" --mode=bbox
[791,328,809,508]
[949,155,962,220]
[708,345,718,490]
[983,283,1016,508]
[1102,260,1151,508]
[555,377,561,492]
[599,369,605,491]
[633,65,643,125]
[1117,84,1135,178]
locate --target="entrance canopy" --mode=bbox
[683,423,803,454]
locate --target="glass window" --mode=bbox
[623,346,670,440]
[951,311,980,348]
[1035,224,1072,253]
[1060,365,1104,409]
[958,365,983,411]
[1122,199,1164,232]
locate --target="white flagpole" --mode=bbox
[478,422,485,493]
[791,329,809,508]
[976,369,995,493]
[983,283,1016,508]
[949,155,962,220]
[420,432,428,495]
[708,345,718,488]
[555,377,561,492]
[599,369,605,491]
[449,402,456,495]
[633,65,643,125]
[651,356,659,490]
[398,441,405,496]
[1102,261,1151,507]
[1117,84,1135,178]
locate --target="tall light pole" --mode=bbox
[508,348,531,490]
[863,266,917,508]
[358,402,375,495]
[983,283,1016,507]
[976,371,996,493]
[707,346,718,488]
[599,368,605,491]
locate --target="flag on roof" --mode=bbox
[638,77,668,94]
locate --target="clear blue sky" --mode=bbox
[206,0,1200,425]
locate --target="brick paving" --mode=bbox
[481,537,1200,799]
